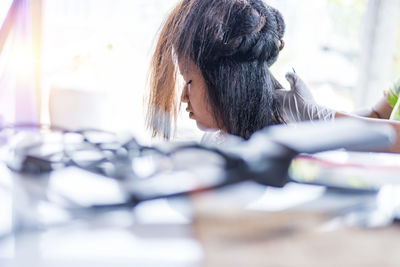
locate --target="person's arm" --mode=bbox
[357,77,400,119]
[336,111,400,153]
[276,72,400,153]
[355,96,393,119]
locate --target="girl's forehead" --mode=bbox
[178,59,200,76]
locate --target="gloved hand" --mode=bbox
[275,72,336,123]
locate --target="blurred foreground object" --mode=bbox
[0,118,399,266]
[1,118,395,215]
[290,151,400,191]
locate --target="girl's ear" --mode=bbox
[279,39,285,51]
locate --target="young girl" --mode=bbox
[146,0,289,140]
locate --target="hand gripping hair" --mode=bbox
[146,0,286,139]
[275,72,336,123]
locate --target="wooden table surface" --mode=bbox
[192,185,400,267]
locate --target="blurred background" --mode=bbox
[1,0,400,142]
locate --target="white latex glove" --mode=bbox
[275,72,336,123]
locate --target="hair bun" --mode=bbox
[212,1,285,66]
[267,5,285,39]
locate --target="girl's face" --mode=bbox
[179,60,219,131]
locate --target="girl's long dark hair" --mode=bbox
[147,0,286,139]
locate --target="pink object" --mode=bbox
[0,0,38,126]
